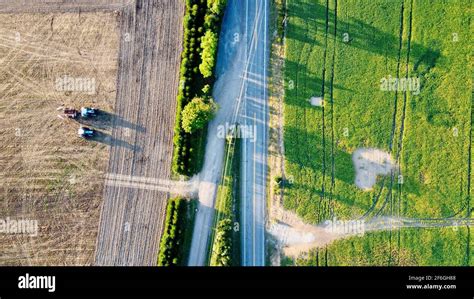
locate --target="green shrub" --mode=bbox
[199,30,218,78]
[207,0,227,15]
[181,97,217,133]
[210,218,233,266]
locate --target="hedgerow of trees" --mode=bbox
[157,198,187,266]
[172,0,227,176]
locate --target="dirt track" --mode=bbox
[94,0,184,265]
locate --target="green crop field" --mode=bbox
[286,226,473,266]
[282,0,472,265]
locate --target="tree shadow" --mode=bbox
[284,125,354,186]
[284,59,353,109]
[286,1,441,67]
[287,181,370,212]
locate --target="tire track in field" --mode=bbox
[362,1,407,265]
[288,12,304,207]
[294,14,318,219]
[380,0,412,265]
[383,0,414,264]
[285,3,318,221]
[0,17,53,75]
[466,226,471,265]
[0,8,120,265]
[301,44,317,214]
[362,1,405,221]
[393,0,413,265]
[466,82,473,218]
[297,18,311,193]
[463,76,473,265]
[317,0,330,221]
[0,17,54,98]
[286,1,304,176]
[328,0,337,218]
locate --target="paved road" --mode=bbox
[240,0,269,267]
[94,0,184,265]
[187,0,246,266]
[187,0,269,266]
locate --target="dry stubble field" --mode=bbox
[0,12,119,265]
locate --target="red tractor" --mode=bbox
[64,108,79,119]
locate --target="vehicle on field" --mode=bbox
[78,126,95,138]
[81,107,98,118]
[64,108,79,119]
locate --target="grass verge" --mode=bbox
[209,134,241,266]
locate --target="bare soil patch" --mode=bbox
[352,148,394,191]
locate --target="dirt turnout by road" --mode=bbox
[94,0,184,266]
[270,216,474,259]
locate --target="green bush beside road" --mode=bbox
[158,198,196,266]
[182,97,217,134]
